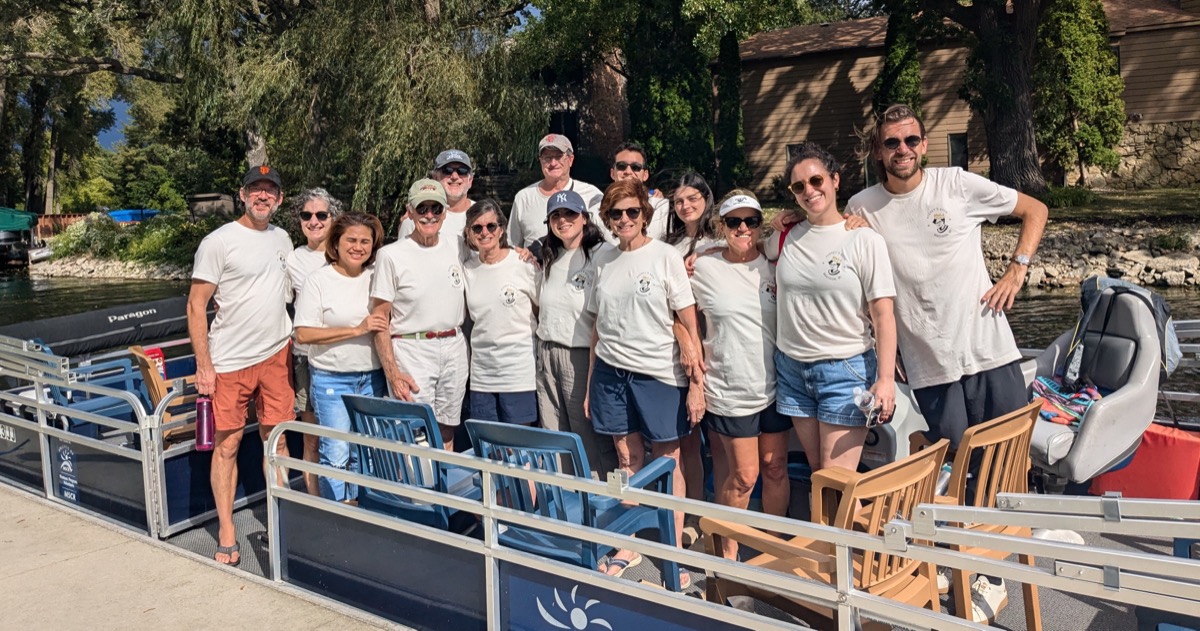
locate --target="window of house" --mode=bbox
[1110,45,1121,74]
[949,133,969,170]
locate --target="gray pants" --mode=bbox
[536,340,618,476]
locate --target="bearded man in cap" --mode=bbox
[188,164,295,567]
[398,148,476,239]
[508,134,611,252]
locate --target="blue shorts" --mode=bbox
[775,348,878,427]
[588,358,691,443]
[469,390,538,425]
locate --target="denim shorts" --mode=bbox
[775,348,877,427]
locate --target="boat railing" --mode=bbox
[264,421,1200,631]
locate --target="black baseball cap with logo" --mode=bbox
[242,164,283,189]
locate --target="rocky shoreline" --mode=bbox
[28,222,1200,289]
[28,255,190,281]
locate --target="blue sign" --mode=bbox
[500,560,752,631]
[54,439,79,503]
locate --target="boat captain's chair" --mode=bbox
[1021,288,1162,483]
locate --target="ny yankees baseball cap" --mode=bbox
[242,164,282,189]
[434,149,472,170]
[545,189,586,216]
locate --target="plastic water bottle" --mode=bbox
[853,387,876,414]
[935,463,953,496]
[196,396,215,452]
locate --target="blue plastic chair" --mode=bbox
[464,419,682,591]
[342,394,481,531]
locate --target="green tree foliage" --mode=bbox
[872,1,924,117]
[1033,0,1124,186]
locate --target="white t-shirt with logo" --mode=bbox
[294,265,382,373]
[397,204,471,241]
[287,244,328,357]
[776,221,896,362]
[691,253,778,416]
[508,180,611,247]
[846,167,1020,389]
[464,250,540,392]
[537,244,613,348]
[587,240,695,387]
[370,235,468,335]
[192,221,294,373]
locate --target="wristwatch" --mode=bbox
[1013,254,1031,266]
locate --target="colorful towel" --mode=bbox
[1032,376,1102,428]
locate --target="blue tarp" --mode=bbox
[107,209,160,223]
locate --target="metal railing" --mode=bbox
[265,421,1200,631]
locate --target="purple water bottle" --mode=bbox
[196,396,215,452]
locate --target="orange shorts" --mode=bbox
[213,344,295,432]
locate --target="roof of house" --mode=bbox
[741,0,1200,63]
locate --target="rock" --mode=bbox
[1148,254,1199,273]
[1120,249,1152,263]
[1163,270,1187,286]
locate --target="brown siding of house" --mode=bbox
[741,45,986,199]
[1118,26,1200,124]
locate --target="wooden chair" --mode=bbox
[913,398,1044,631]
[129,345,196,443]
[700,439,950,630]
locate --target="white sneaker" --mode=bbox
[937,571,950,594]
[1032,528,1086,545]
[970,576,1009,623]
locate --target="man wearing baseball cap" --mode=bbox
[399,149,475,239]
[187,164,295,566]
[508,134,611,252]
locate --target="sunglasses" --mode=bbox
[882,135,924,151]
[722,215,763,230]
[613,161,645,173]
[300,211,330,221]
[788,175,826,196]
[439,165,471,177]
[470,222,500,235]
[548,209,582,221]
[606,207,642,221]
[414,205,444,216]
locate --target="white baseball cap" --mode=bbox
[717,194,763,217]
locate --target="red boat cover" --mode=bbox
[1091,422,1200,500]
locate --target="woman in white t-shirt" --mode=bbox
[462,199,540,424]
[536,189,618,473]
[293,213,388,502]
[775,142,898,475]
[663,171,723,258]
[586,179,702,588]
[691,190,789,558]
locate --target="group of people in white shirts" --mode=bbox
[204,105,1047,614]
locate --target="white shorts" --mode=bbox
[390,334,469,426]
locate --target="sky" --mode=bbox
[98,100,130,150]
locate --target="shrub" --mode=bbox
[49,213,130,259]
[124,213,228,267]
[1042,185,1097,209]
[1149,228,1193,252]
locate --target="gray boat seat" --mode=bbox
[1021,289,1161,483]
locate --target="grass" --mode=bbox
[1029,187,1200,225]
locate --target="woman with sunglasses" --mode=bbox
[286,188,343,495]
[462,199,540,424]
[537,189,618,472]
[370,179,467,450]
[586,179,702,587]
[775,142,898,476]
[293,212,388,501]
[690,190,789,558]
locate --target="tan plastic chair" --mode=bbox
[129,345,197,443]
[912,398,1043,630]
[701,439,950,630]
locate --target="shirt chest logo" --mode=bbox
[926,208,950,237]
[569,272,588,292]
[824,253,845,280]
[761,279,777,303]
[636,273,654,295]
[449,265,464,288]
[501,285,518,306]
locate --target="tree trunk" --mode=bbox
[0,75,7,207]
[714,30,747,194]
[245,125,268,169]
[44,121,59,214]
[972,4,1048,195]
[1072,115,1088,187]
[21,81,49,213]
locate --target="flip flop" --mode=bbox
[215,542,240,567]
[601,552,643,578]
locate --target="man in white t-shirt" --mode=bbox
[398,149,475,239]
[188,165,296,567]
[609,141,670,240]
[845,104,1047,623]
[508,134,608,252]
[285,187,342,496]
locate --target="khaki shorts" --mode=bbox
[292,353,313,414]
[213,344,295,432]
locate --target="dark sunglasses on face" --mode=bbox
[414,205,444,216]
[723,215,764,230]
[613,161,645,173]
[882,135,924,151]
[300,211,330,221]
[548,209,582,221]
[470,222,500,235]
[439,165,471,177]
[788,175,826,196]
[606,207,642,221]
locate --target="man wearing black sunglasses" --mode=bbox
[610,141,670,240]
[508,134,608,250]
[399,149,475,239]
